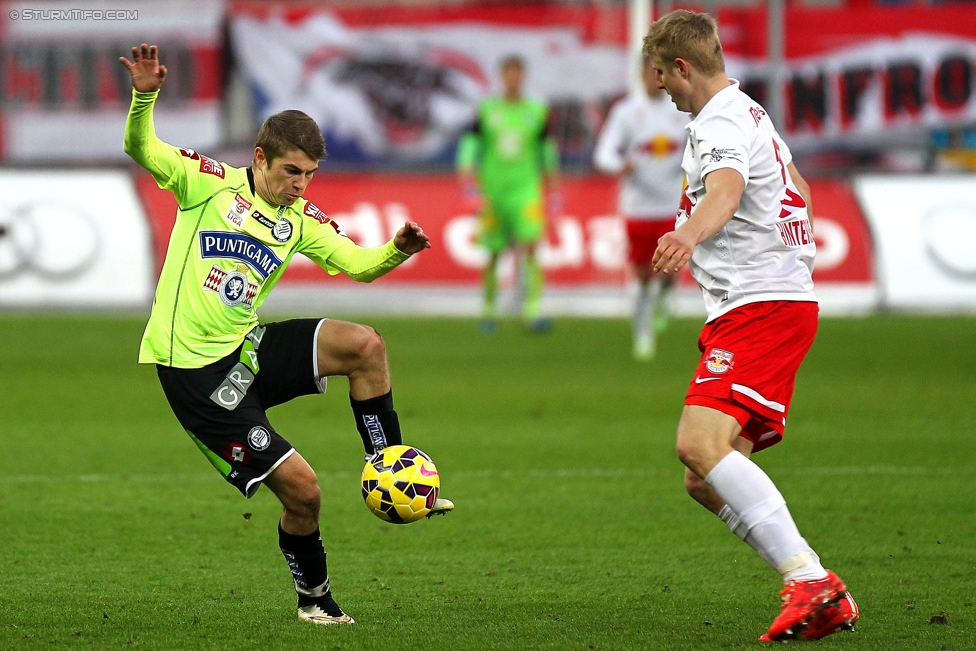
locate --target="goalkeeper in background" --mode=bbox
[456,55,561,334]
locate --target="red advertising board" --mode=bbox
[136,172,874,291]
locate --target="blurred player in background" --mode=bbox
[121,43,452,627]
[644,12,858,643]
[456,55,561,334]
[593,54,687,360]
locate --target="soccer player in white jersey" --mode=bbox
[593,55,687,360]
[644,11,858,642]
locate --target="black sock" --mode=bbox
[278,523,329,605]
[350,390,402,456]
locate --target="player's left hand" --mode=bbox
[394,221,431,255]
[119,43,168,93]
[652,227,696,274]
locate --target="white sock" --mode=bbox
[707,452,826,582]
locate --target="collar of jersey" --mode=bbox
[689,78,741,128]
[243,166,299,220]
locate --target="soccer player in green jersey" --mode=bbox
[120,43,453,626]
[456,55,561,333]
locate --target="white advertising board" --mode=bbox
[0,170,153,307]
[855,175,976,311]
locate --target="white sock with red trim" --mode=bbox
[707,451,827,582]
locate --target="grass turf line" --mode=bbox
[0,314,974,650]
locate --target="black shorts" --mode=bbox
[157,318,327,498]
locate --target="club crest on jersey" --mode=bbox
[203,265,257,308]
[271,218,293,243]
[247,426,271,451]
[200,231,282,279]
[224,193,252,227]
[705,348,735,374]
[199,155,225,179]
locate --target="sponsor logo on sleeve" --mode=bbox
[178,147,199,160]
[199,231,282,279]
[223,193,252,228]
[303,201,346,236]
[706,147,741,164]
[749,106,766,125]
[199,155,225,179]
[705,348,735,374]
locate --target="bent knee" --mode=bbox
[683,469,710,500]
[347,325,386,363]
[291,483,322,517]
[675,437,704,473]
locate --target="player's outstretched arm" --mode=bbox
[119,43,168,93]
[120,43,190,203]
[305,221,429,283]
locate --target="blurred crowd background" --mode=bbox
[1,0,974,316]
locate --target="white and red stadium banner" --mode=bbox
[0,0,225,162]
[228,2,976,164]
[716,4,976,148]
[136,172,877,315]
[228,2,628,166]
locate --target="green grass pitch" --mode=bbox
[1,313,974,650]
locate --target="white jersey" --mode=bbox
[593,91,687,219]
[678,80,816,322]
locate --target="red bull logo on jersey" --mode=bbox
[199,231,282,279]
[637,134,683,158]
[705,348,735,374]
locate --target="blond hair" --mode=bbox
[642,10,725,77]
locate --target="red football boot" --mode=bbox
[758,570,847,642]
[801,590,859,640]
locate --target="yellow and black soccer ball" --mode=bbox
[361,445,440,524]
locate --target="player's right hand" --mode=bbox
[119,43,168,93]
[652,228,696,275]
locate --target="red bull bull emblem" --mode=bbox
[705,348,734,374]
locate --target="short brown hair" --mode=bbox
[255,110,326,163]
[643,10,725,77]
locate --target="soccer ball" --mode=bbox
[361,445,440,524]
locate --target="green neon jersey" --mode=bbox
[456,97,559,198]
[125,90,409,368]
